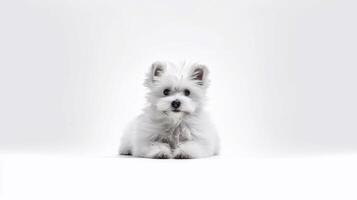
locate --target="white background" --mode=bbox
[0,0,357,199]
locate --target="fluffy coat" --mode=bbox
[119,61,220,159]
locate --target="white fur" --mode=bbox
[119,61,220,159]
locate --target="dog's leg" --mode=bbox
[173,140,214,159]
[133,142,172,159]
[119,145,132,156]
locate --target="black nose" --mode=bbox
[171,100,181,109]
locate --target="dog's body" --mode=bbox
[119,61,219,159]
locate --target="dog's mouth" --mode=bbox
[171,109,191,115]
[163,109,189,115]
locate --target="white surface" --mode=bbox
[1,153,357,200]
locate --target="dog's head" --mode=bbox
[144,61,210,117]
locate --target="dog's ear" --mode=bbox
[144,61,166,87]
[190,64,209,87]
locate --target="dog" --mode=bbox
[119,61,220,159]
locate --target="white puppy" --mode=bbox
[119,61,220,159]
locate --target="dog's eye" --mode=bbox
[184,89,190,96]
[163,88,170,96]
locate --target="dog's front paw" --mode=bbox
[173,149,192,159]
[153,151,171,159]
[148,143,172,159]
